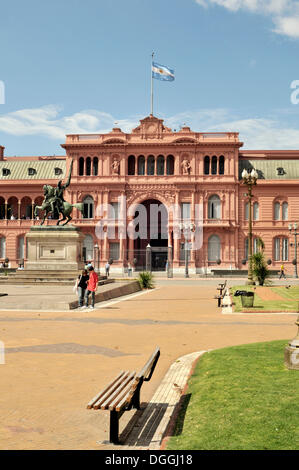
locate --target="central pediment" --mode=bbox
[132,115,171,139]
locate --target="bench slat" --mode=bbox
[99,372,137,410]
[92,371,131,410]
[87,371,127,409]
[109,378,140,411]
[136,346,160,381]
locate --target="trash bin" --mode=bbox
[241,291,254,308]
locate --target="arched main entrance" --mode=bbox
[130,199,169,271]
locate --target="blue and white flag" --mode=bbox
[152,62,175,81]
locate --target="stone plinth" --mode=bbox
[25,225,84,271]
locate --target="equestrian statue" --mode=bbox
[34,160,84,226]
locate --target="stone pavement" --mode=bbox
[0,278,297,450]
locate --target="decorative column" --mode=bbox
[18,201,21,220]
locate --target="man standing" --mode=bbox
[84,266,99,309]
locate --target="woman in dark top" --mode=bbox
[77,269,89,308]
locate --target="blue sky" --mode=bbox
[1,0,299,155]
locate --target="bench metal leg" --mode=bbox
[110,410,120,444]
[218,297,221,307]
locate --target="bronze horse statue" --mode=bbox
[34,185,84,226]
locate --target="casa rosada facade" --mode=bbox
[0,114,299,274]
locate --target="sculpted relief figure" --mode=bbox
[35,159,84,226]
[182,159,191,175]
[111,159,120,175]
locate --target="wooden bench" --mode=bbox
[87,346,160,444]
[214,280,227,307]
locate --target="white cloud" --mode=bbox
[0,105,138,140]
[195,0,299,39]
[1,104,299,150]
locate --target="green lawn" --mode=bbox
[230,285,299,312]
[166,340,299,450]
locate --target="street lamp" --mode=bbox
[241,168,258,286]
[180,222,195,278]
[94,243,100,273]
[288,223,298,278]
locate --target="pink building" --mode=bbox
[0,114,298,274]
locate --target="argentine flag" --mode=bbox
[152,62,175,81]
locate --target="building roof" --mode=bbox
[239,159,299,180]
[0,160,66,180]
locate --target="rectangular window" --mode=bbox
[274,238,280,261]
[253,238,259,254]
[274,202,280,220]
[181,203,190,221]
[245,203,249,221]
[109,202,119,219]
[0,237,5,258]
[282,202,288,221]
[244,238,248,260]
[282,238,288,261]
[253,203,259,221]
[109,242,120,261]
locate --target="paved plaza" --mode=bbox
[0,278,297,450]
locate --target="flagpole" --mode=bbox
[151,52,154,116]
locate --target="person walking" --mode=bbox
[77,269,89,309]
[105,261,110,277]
[84,266,99,309]
[279,264,286,280]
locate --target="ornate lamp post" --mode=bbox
[241,168,258,286]
[288,223,298,278]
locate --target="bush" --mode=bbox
[138,271,155,289]
[250,251,270,286]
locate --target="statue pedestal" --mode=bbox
[25,225,85,271]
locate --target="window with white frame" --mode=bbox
[109,242,120,261]
[245,202,249,220]
[274,202,280,220]
[282,202,288,221]
[244,237,248,260]
[274,237,288,261]
[109,202,119,220]
[208,235,221,261]
[83,195,94,219]
[181,203,190,221]
[253,202,259,221]
[208,195,220,219]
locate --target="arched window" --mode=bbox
[204,156,210,175]
[211,156,217,175]
[86,157,91,176]
[83,195,94,219]
[93,157,98,176]
[79,157,84,176]
[128,155,135,175]
[275,202,281,220]
[0,197,5,219]
[138,155,145,175]
[253,202,259,221]
[219,155,225,175]
[274,237,289,261]
[147,155,155,175]
[0,236,6,259]
[157,155,165,175]
[83,234,94,262]
[166,155,174,175]
[208,235,220,261]
[208,195,221,219]
[282,202,288,221]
